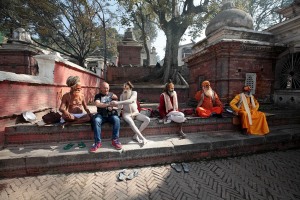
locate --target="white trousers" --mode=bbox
[122,112,150,139]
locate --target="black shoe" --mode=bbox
[241,129,248,135]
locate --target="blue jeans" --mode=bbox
[92,113,120,143]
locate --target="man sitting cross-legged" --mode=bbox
[59,76,91,127]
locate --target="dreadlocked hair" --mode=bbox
[66,76,80,88]
[124,81,134,89]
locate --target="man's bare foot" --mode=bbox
[179,130,186,139]
[132,135,142,143]
[141,139,148,146]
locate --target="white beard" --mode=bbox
[168,91,175,97]
[204,88,213,97]
[123,90,132,100]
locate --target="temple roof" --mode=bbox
[205,0,253,36]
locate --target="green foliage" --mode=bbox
[0,0,121,67]
[234,0,294,30]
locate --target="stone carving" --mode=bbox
[286,75,292,89]
[11,28,33,44]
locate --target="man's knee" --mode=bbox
[111,115,120,124]
[145,117,150,123]
[93,115,103,124]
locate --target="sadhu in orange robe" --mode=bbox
[194,90,223,118]
[230,93,269,135]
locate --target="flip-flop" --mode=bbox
[182,162,189,173]
[63,143,74,150]
[170,163,182,172]
[118,170,126,181]
[126,169,139,180]
[78,142,86,148]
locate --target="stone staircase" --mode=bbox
[0,106,300,178]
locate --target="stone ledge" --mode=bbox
[4,116,238,145]
[0,124,299,178]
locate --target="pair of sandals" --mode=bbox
[171,162,189,173]
[63,142,86,150]
[118,169,139,181]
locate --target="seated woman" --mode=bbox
[59,76,91,126]
[111,81,150,146]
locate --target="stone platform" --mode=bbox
[0,107,300,178]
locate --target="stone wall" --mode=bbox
[0,54,102,147]
[110,85,189,103]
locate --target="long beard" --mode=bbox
[123,90,132,100]
[204,88,213,97]
[167,90,174,97]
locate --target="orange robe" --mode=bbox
[230,94,269,135]
[194,90,223,117]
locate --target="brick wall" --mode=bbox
[110,85,189,103]
[0,51,38,75]
[187,41,283,103]
[0,56,102,147]
[106,66,155,84]
[117,45,143,66]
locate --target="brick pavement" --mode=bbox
[0,149,299,200]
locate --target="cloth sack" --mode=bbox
[167,111,186,123]
[42,111,62,124]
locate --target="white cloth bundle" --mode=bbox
[167,111,186,123]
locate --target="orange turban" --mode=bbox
[202,80,210,87]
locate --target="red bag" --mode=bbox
[180,108,195,116]
[137,100,141,112]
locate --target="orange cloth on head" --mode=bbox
[230,93,269,135]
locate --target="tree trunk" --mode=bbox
[162,22,185,84]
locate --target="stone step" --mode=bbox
[0,124,299,178]
[4,116,239,145]
[4,108,300,146]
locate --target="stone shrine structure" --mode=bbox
[185,0,286,103]
[117,28,143,67]
[0,28,44,75]
[267,0,300,108]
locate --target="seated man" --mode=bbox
[195,80,223,118]
[111,81,149,146]
[158,79,186,138]
[59,76,91,126]
[230,86,269,135]
[90,81,122,152]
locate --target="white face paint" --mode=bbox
[123,84,132,99]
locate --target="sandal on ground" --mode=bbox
[118,170,126,181]
[63,143,74,150]
[126,169,139,180]
[78,142,86,148]
[170,163,182,172]
[182,162,189,173]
